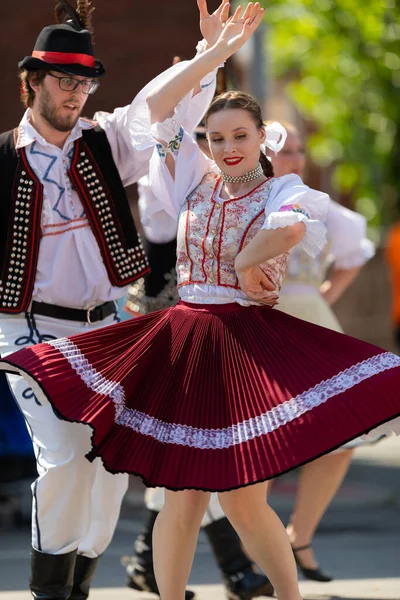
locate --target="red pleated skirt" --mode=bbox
[1,301,400,491]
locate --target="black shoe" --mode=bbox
[69,555,100,600]
[292,544,332,582]
[30,547,77,599]
[204,517,274,599]
[225,567,275,600]
[123,557,196,600]
[122,509,195,599]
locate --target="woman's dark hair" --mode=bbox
[204,90,274,178]
[19,69,47,108]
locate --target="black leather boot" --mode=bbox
[30,547,77,599]
[69,555,100,600]
[204,518,274,600]
[122,509,195,600]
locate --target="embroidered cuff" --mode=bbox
[155,126,184,159]
[263,211,327,258]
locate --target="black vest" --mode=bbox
[0,126,149,314]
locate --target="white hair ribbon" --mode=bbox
[261,122,287,156]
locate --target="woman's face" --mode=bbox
[206,108,265,176]
[267,130,306,178]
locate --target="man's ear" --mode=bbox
[29,73,41,94]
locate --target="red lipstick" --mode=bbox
[224,157,243,166]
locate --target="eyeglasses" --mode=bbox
[47,73,100,95]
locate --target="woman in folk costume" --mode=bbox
[128,120,377,592]
[2,5,400,600]
[124,125,274,600]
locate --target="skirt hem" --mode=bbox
[1,359,398,493]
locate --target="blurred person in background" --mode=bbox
[265,120,375,582]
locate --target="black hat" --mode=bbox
[18,1,105,78]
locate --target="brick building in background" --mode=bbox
[0,0,220,131]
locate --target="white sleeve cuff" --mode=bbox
[263,211,327,258]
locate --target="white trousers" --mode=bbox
[0,312,128,557]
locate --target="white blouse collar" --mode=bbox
[16,108,97,150]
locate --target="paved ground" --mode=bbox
[1,438,399,599]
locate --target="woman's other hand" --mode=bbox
[236,266,278,305]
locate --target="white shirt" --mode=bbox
[14,62,217,309]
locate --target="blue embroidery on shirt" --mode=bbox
[157,127,184,158]
[30,142,70,221]
[65,148,85,217]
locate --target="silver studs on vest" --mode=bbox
[76,151,149,280]
[1,173,34,307]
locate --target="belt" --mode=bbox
[30,300,116,324]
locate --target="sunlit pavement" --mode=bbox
[1,438,400,599]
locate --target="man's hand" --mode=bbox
[198,0,230,48]
[236,266,278,305]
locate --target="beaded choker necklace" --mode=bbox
[221,163,263,184]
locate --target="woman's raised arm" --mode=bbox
[146,2,265,126]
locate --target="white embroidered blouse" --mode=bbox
[143,125,330,305]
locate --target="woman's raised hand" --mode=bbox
[146,1,264,127]
[215,2,265,56]
[197,0,231,48]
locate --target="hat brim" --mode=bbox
[18,56,105,78]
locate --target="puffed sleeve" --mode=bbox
[137,175,178,245]
[147,120,216,221]
[262,174,329,257]
[327,200,375,269]
[93,60,217,187]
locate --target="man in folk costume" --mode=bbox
[0,1,218,598]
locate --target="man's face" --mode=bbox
[33,71,91,132]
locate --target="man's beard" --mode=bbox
[39,87,82,133]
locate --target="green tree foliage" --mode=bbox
[263,0,400,227]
